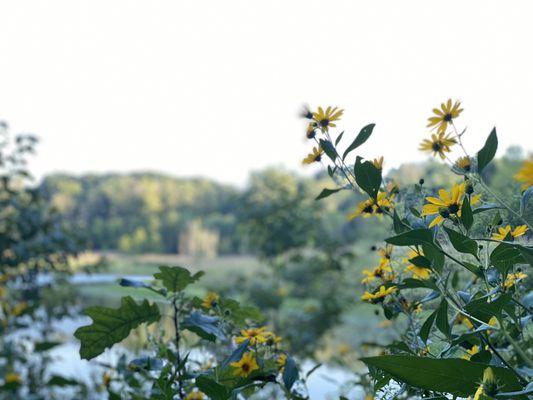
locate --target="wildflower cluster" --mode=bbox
[307,100,532,399]
[74,266,310,399]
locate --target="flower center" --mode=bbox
[448,203,460,214]
[242,363,250,372]
[443,113,453,122]
[319,118,329,128]
[432,142,442,152]
[363,205,374,214]
[438,207,450,218]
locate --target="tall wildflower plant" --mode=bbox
[301,101,532,398]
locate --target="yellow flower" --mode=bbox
[419,132,457,159]
[492,225,528,241]
[378,320,393,328]
[473,367,498,399]
[503,272,527,289]
[276,353,287,369]
[454,313,474,330]
[102,372,112,387]
[361,259,393,284]
[372,156,384,170]
[405,264,431,280]
[427,99,463,134]
[454,156,472,172]
[338,343,350,356]
[302,146,324,165]
[361,285,397,302]
[265,331,282,346]
[348,198,376,220]
[312,106,344,131]
[4,373,21,384]
[185,391,206,400]
[230,352,259,378]
[378,244,393,262]
[403,249,431,279]
[235,327,269,345]
[348,192,395,220]
[306,122,318,139]
[0,286,6,298]
[12,301,28,317]
[515,158,533,191]
[462,344,480,360]
[201,292,220,309]
[421,183,479,227]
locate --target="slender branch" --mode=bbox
[501,328,533,369]
[475,176,533,231]
[173,296,185,399]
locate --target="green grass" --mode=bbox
[77,252,266,304]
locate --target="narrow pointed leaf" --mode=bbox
[477,128,498,173]
[342,123,375,160]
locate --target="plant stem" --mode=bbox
[475,176,533,231]
[173,296,184,399]
[501,328,533,369]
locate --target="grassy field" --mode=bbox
[76,252,266,303]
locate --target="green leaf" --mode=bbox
[465,294,512,323]
[335,131,344,146]
[420,310,438,343]
[477,128,498,173]
[360,355,523,396]
[319,139,337,162]
[183,311,225,342]
[516,244,533,268]
[462,262,483,278]
[221,340,249,370]
[473,203,502,214]
[74,296,160,360]
[443,227,478,258]
[409,255,431,268]
[282,354,299,391]
[461,196,474,230]
[195,375,230,400]
[353,156,382,199]
[153,266,204,293]
[218,298,264,326]
[315,187,342,201]
[520,187,533,214]
[342,123,375,160]
[34,341,61,352]
[393,210,410,234]
[47,376,79,387]
[422,242,445,273]
[386,229,434,246]
[399,278,438,290]
[490,242,524,273]
[436,299,451,338]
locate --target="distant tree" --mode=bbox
[238,168,324,258]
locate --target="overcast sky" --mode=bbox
[1,1,532,185]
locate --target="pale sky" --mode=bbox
[1,1,532,186]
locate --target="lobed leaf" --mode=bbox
[74,296,160,360]
[153,266,204,293]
